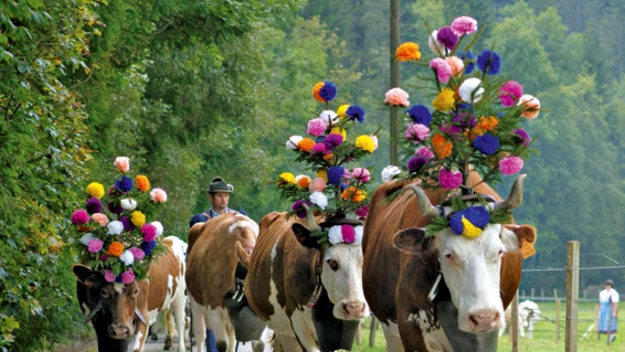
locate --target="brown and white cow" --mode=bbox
[73,236,188,352]
[243,210,369,352]
[186,212,266,352]
[362,171,537,351]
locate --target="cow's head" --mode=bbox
[290,206,369,321]
[393,175,536,333]
[73,264,140,340]
[231,214,260,267]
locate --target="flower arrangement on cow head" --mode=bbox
[69,157,167,284]
[277,81,379,247]
[383,15,542,237]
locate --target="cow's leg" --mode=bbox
[132,320,150,352]
[191,298,207,352]
[170,289,187,352]
[203,306,232,352]
[273,332,303,352]
[162,310,174,350]
[289,310,320,352]
[381,321,405,352]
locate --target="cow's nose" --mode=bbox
[342,301,366,320]
[108,323,130,339]
[467,310,500,332]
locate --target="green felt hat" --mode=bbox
[207,177,233,193]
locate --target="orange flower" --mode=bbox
[297,176,311,188]
[431,134,453,159]
[312,82,325,103]
[297,138,316,152]
[396,42,421,62]
[108,241,124,257]
[341,187,367,202]
[470,116,499,141]
[136,175,150,192]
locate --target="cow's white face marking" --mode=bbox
[435,223,521,332]
[228,220,259,235]
[113,282,125,294]
[321,244,369,320]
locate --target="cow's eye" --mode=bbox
[444,253,453,260]
[498,250,504,256]
[326,259,339,271]
[131,289,139,297]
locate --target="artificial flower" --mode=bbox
[142,223,158,242]
[404,124,430,144]
[476,50,502,75]
[474,116,499,135]
[458,78,484,103]
[114,157,130,173]
[142,240,157,256]
[130,210,146,227]
[316,169,328,182]
[120,216,136,232]
[513,128,530,147]
[396,42,422,61]
[120,250,135,266]
[384,88,410,107]
[518,94,540,119]
[438,168,463,189]
[337,104,350,118]
[310,143,327,155]
[84,239,101,254]
[324,134,343,150]
[430,58,452,83]
[115,175,133,192]
[445,56,465,77]
[307,118,329,136]
[120,198,137,211]
[432,89,456,112]
[355,135,375,153]
[330,127,346,140]
[319,110,339,125]
[297,138,316,153]
[309,177,327,192]
[107,220,124,235]
[328,226,343,245]
[341,187,366,202]
[457,50,476,74]
[407,104,432,127]
[121,270,135,284]
[150,188,167,203]
[151,221,164,237]
[85,198,103,215]
[354,225,364,244]
[473,133,500,155]
[108,202,124,215]
[136,175,150,192]
[428,30,447,56]
[291,199,313,219]
[371,135,379,151]
[71,210,90,225]
[431,134,453,159]
[278,172,296,186]
[451,16,478,36]
[328,166,345,186]
[499,156,524,175]
[351,168,371,183]
[341,225,356,243]
[450,206,490,237]
[499,81,523,107]
[355,205,369,218]
[296,175,311,188]
[407,155,428,173]
[104,270,116,283]
[415,146,434,159]
[317,81,337,102]
[381,165,401,182]
[287,135,304,150]
[309,192,328,210]
[107,241,125,257]
[346,105,366,123]
[129,247,145,261]
[86,182,105,199]
[79,233,95,246]
[436,27,458,50]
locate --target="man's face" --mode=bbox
[209,191,230,210]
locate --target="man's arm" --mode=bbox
[189,213,209,228]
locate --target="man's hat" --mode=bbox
[207,177,234,194]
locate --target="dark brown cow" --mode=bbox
[73,236,188,352]
[362,171,537,351]
[244,210,368,352]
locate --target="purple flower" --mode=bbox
[107,202,124,215]
[310,143,327,155]
[85,198,103,215]
[473,133,500,155]
[457,51,476,74]
[324,134,343,150]
[453,110,476,128]
[141,224,158,242]
[477,50,502,75]
[407,105,432,127]
[291,200,313,219]
[415,147,434,159]
[71,209,90,225]
[513,128,530,147]
[328,166,345,186]
[320,81,337,102]
[346,105,366,123]
[355,205,369,218]
[128,247,145,261]
[141,240,157,255]
[120,216,135,232]
[115,175,134,192]
[407,155,428,173]
[405,124,430,144]
[87,239,104,254]
[436,27,459,50]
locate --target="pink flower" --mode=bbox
[307,118,329,137]
[150,188,167,203]
[141,224,158,242]
[129,247,145,261]
[384,88,410,107]
[121,269,135,284]
[308,178,327,193]
[310,143,327,155]
[438,168,463,189]
[499,156,524,175]
[371,135,378,151]
[518,94,540,120]
[415,146,435,159]
[114,157,130,173]
[71,209,90,225]
[355,205,369,218]
[451,16,478,36]
[87,239,104,254]
[429,58,452,83]
[104,269,116,283]
[405,124,430,144]
[91,213,109,227]
[341,225,356,244]
[445,56,465,77]
[351,168,371,183]
[499,81,523,107]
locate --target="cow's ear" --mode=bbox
[292,224,322,249]
[502,224,537,258]
[392,227,430,254]
[72,264,95,286]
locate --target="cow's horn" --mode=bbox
[407,185,441,218]
[302,204,320,232]
[493,174,526,211]
[84,304,101,323]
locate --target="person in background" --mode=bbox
[597,279,619,342]
[188,176,247,352]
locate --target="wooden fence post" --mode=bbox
[510,290,519,352]
[369,317,377,347]
[541,289,545,302]
[566,241,580,352]
[555,297,561,342]
[531,288,535,301]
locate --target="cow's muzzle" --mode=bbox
[108,322,131,339]
[336,300,368,320]
[464,309,501,333]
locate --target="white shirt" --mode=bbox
[600,288,620,303]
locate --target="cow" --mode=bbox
[72,235,188,352]
[185,212,267,352]
[498,300,540,338]
[362,171,537,351]
[243,208,369,352]
[499,304,527,338]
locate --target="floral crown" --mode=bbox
[276,81,378,246]
[70,157,167,284]
[383,16,541,237]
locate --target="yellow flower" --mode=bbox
[278,172,296,186]
[355,135,375,153]
[336,104,350,119]
[461,217,482,239]
[432,88,456,112]
[396,42,421,62]
[341,187,367,202]
[330,127,346,140]
[316,169,328,182]
[86,182,105,199]
[130,210,146,227]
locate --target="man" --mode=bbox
[188,176,246,352]
[597,279,619,343]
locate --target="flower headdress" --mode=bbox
[70,157,167,284]
[384,16,542,237]
[277,81,379,246]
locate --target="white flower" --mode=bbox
[286,135,303,150]
[428,30,448,56]
[151,221,164,237]
[120,198,137,211]
[309,192,328,210]
[354,226,364,245]
[319,110,339,125]
[381,165,401,183]
[371,135,378,151]
[107,220,124,235]
[328,226,343,245]
[458,78,484,103]
[120,250,135,266]
[80,233,95,246]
